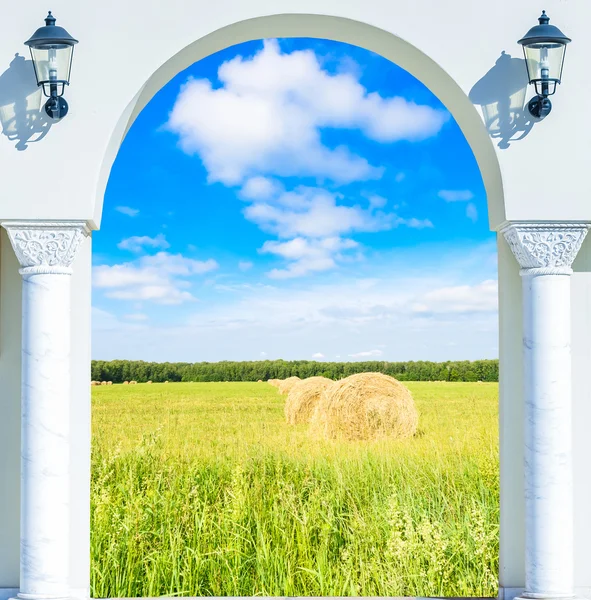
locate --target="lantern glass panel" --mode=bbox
[523,42,566,95]
[29,44,73,92]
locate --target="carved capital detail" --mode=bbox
[2,221,90,275]
[501,222,590,274]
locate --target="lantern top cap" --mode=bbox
[24,11,78,48]
[518,10,571,46]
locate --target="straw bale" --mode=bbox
[312,372,418,441]
[277,376,301,395]
[285,377,333,425]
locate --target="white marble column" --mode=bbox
[2,222,90,600]
[502,222,590,600]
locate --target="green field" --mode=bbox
[91,381,499,597]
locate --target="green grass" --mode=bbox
[91,381,499,597]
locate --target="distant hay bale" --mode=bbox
[165,381,169,384]
[257,379,263,383]
[123,381,129,385]
[267,379,280,388]
[147,381,153,384]
[277,376,301,395]
[107,381,113,385]
[285,377,333,425]
[129,381,137,385]
[312,372,418,441]
[100,381,107,386]
[91,381,100,386]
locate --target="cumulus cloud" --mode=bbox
[118,233,170,253]
[240,176,281,201]
[411,280,497,315]
[167,40,448,186]
[93,252,218,305]
[312,352,325,359]
[261,236,359,278]
[245,187,395,239]
[242,186,431,277]
[348,349,384,358]
[438,190,474,202]
[115,206,139,217]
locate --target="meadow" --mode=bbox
[91,381,499,598]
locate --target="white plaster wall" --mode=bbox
[0,0,590,227]
[69,235,92,600]
[0,229,21,588]
[571,236,591,590]
[497,235,525,595]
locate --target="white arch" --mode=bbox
[95,13,505,228]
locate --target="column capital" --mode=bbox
[501,222,590,275]
[2,221,90,276]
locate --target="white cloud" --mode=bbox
[261,236,358,279]
[240,176,281,201]
[243,186,431,277]
[406,217,434,229]
[166,40,448,186]
[124,313,149,321]
[115,206,139,217]
[367,194,387,209]
[93,252,218,305]
[245,186,416,240]
[312,353,325,359]
[411,280,497,315]
[92,244,500,362]
[118,234,170,253]
[348,349,384,358]
[466,203,478,222]
[438,190,474,202]
[93,307,147,332]
[238,261,254,271]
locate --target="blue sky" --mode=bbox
[92,38,498,362]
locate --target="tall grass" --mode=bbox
[91,382,499,597]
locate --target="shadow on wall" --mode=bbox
[470,51,533,149]
[0,53,52,151]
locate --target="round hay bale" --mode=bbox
[285,377,333,425]
[267,379,280,388]
[277,376,301,395]
[312,372,418,441]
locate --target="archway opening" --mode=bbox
[91,35,500,598]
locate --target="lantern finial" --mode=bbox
[538,11,550,26]
[45,12,56,27]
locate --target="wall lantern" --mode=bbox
[25,12,78,120]
[518,10,571,119]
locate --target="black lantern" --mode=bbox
[518,11,571,119]
[25,12,78,120]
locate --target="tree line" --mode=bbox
[91,359,499,383]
